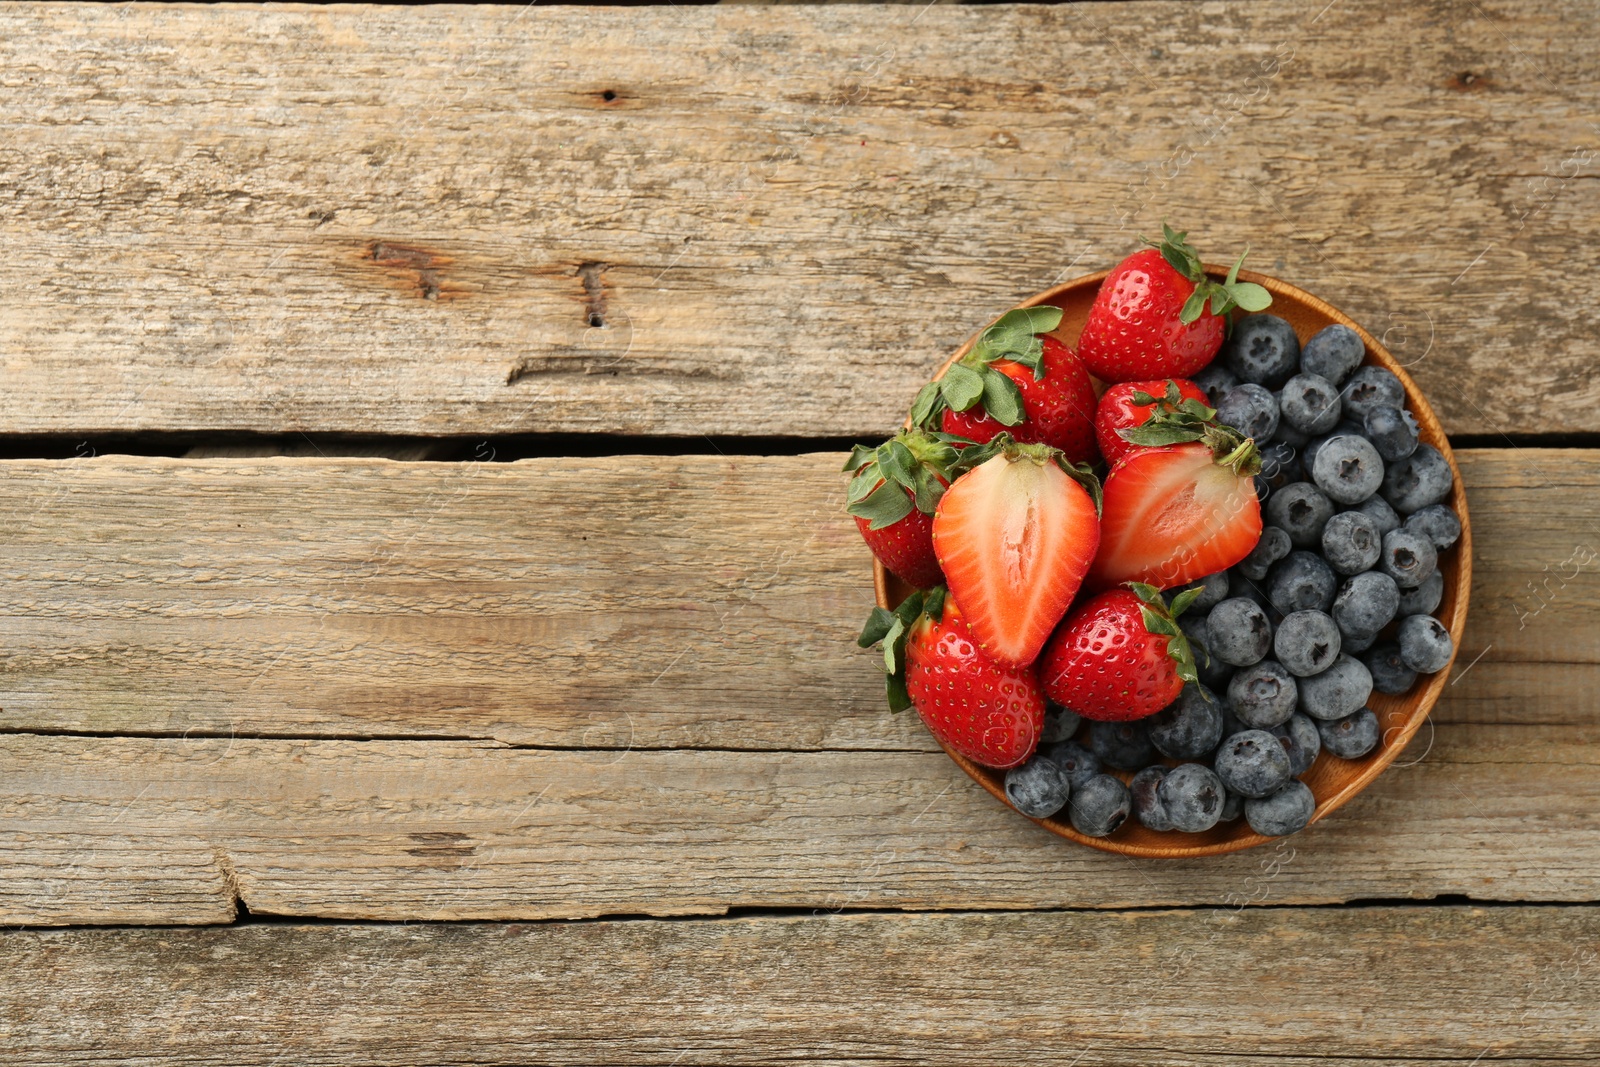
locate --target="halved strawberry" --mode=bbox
[910,307,1099,465]
[859,587,1044,768]
[1089,409,1263,590]
[1040,584,1202,722]
[932,437,1101,667]
[1077,225,1272,383]
[844,429,975,589]
[1094,378,1210,467]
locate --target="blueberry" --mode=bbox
[1192,363,1239,410]
[1320,510,1382,575]
[1296,653,1373,720]
[1365,642,1417,695]
[1348,494,1401,537]
[1311,434,1385,505]
[1272,420,1312,449]
[1397,614,1454,673]
[1256,440,1303,500]
[1342,629,1378,655]
[1398,570,1445,616]
[1213,729,1293,798]
[1332,570,1401,638]
[1403,504,1461,551]
[1380,444,1453,515]
[1268,551,1337,614]
[1237,525,1292,582]
[1301,323,1365,386]
[1041,740,1101,791]
[1041,701,1083,744]
[1130,766,1173,831]
[1222,314,1302,388]
[1265,482,1335,549]
[1278,373,1343,435]
[1182,612,1236,691]
[1245,780,1316,836]
[1227,660,1298,729]
[1217,383,1280,441]
[1226,570,1275,614]
[1220,790,1245,822]
[1158,763,1227,832]
[1217,701,1248,748]
[1318,707,1380,759]
[1380,529,1438,590]
[1274,609,1342,677]
[1270,713,1322,775]
[1088,719,1157,771]
[1206,597,1274,667]
[1005,754,1072,818]
[1069,774,1131,837]
[1148,682,1225,759]
[1179,571,1231,613]
[1340,365,1406,422]
[1363,405,1418,462]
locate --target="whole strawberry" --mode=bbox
[1040,583,1203,722]
[932,436,1102,667]
[859,587,1044,768]
[1078,225,1272,382]
[910,307,1099,465]
[1094,378,1210,467]
[1090,400,1263,590]
[844,429,974,589]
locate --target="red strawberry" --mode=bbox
[910,307,1099,466]
[1089,407,1263,590]
[1040,584,1202,722]
[844,429,971,589]
[1077,225,1272,382]
[1094,378,1210,467]
[932,437,1102,666]
[939,336,1100,465]
[858,587,1043,769]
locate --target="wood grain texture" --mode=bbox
[0,1,1596,436]
[2,720,1597,925]
[4,908,1597,1065]
[0,449,1589,744]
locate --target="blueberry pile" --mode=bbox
[1002,317,1460,840]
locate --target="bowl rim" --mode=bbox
[874,265,1472,858]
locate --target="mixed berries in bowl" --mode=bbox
[850,226,1470,857]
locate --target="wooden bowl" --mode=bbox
[875,267,1471,857]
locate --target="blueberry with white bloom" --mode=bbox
[1206,597,1275,667]
[1403,504,1461,551]
[1214,729,1293,798]
[1246,780,1316,836]
[1274,609,1342,677]
[1332,570,1401,638]
[1363,404,1418,461]
[1148,683,1226,760]
[1301,323,1365,386]
[1348,494,1401,537]
[1005,754,1072,818]
[1398,570,1445,616]
[1365,642,1417,695]
[1320,510,1382,575]
[1179,571,1232,612]
[1265,482,1335,549]
[1237,525,1292,582]
[1397,614,1454,673]
[1223,314,1302,388]
[1088,719,1156,771]
[1270,714,1322,775]
[1268,551,1337,615]
[1130,766,1173,831]
[1318,707,1381,759]
[1192,363,1239,409]
[1069,774,1131,837]
[1340,365,1406,422]
[1158,763,1227,832]
[1041,740,1101,791]
[1380,444,1453,514]
[1279,373,1343,435]
[1312,434,1385,505]
[1380,528,1438,590]
[1217,383,1280,442]
[1296,654,1373,720]
[1040,701,1083,744]
[1228,660,1299,729]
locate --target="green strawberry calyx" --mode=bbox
[908,305,1065,430]
[1117,381,1263,478]
[1142,223,1274,325]
[842,428,990,531]
[857,586,946,713]
[1128,581,1200,687]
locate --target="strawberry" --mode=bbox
[1040,583,1202,722]
[1094,378,1210,467]
[1089,401,1263,590]
[932,436,1102,667]
[910,307,1099,465]
[858,587,1043,768]
[844,429,975,589]
[1077,224,1273,382]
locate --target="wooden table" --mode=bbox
[2,1,1597,1061]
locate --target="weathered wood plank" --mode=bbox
[0,2,1596,435]
[0,449,1589,743]
[1,722,1596,925]
[4,908,1596,1065]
